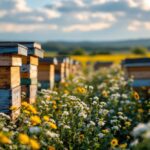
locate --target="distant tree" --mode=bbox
[71,48,86,55]
[131,47,148,55]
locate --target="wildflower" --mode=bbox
[28,105,37,114]
[18,133,29,145]
[29,138,40,150]
[29,127,41,134]
[98,133,104,138]
[48,146,56,150]
[133,91,140,100]
[10,106,18,111]
[23,110,30,115]
[43,116,50,122]
[0,132,11,144]
[119,143,127,149]
[102,129,109,134]
[125,121,131,127]
[138,108,144,113]
[48,122,57,129]
[30,116,41,126]
[79,134,84,140]
[111,138,118,147]
[102,90,108,98]
[22,102,29,107]
[75,87,87,94]
[53,105,57,109]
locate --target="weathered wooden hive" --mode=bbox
[0,42,44,103]
[38,57,57,90]
[55,57,66,83]
[0,43,27,120]
[94,61,113,70]
[122,58,150,87]
[70,60,80,75]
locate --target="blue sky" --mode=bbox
[0,0,150,41]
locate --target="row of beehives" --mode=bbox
[94,58,150,89]
[0,42,81,120]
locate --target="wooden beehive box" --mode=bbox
[38,57,57,90]
[0,42,44,104]
[122,58,150,87]
[18,42,44,104]
[94,61,113,70]
[55,57,66,83]
[0,43,27,119]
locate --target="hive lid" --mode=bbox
[39,57,58,65]
[0,43,27,56]
[0,42,44,58]
[122,58,150,67]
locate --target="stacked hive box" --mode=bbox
[94,61,113,71]
[0,44,27,120]
[122,58,150,87]
[19,42,44,104]
[0,42,44,103]
[38,57,58,90]
[70,60,80,75]
[55,57,65,83]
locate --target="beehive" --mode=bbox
[19,42,44,104]
[38,57,57,90]
[0,42,44,104]
[122,58,150,87]
[94,61,113,70]
[0,43,27,119]
[55,57,66,83]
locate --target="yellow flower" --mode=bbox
[102,90,108,98]
[64,90,69,94]
[0,132,11,144]
[22,102,29,107]
[48,122,57,129]
[48,146,56,150]
[111,138,118,147]
[43,116,50,122]
[133,91,140,100]
[29,139,40,150]
[10,106,18,111]
[28,105,37,114]
[18,133,29,145]
[125,121,131,127]
[138,108,144,113]
[75,87,87,94]
[23,110,30,115]
[52,101,56,105]
[30,116,41,126]
[53,105,57,109]
[119,143,127,149]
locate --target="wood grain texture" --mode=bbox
[0,55,22,66]
[0,86,21,120]
[22,56,39,66]
[0,67,20,88]
[21,65,37,79]
[127,71,150,79]
[21,85,37,104]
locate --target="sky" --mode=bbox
[0,0,150,41]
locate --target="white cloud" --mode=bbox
[92,0,120,5]
[128,20,150,31]
[127,0,150,11]
[74,12,116,22]
[13,0,31,13]
[41,9,61,19]
[0,10,7,18]
[63,22,112,32]
[0,23,58,33]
